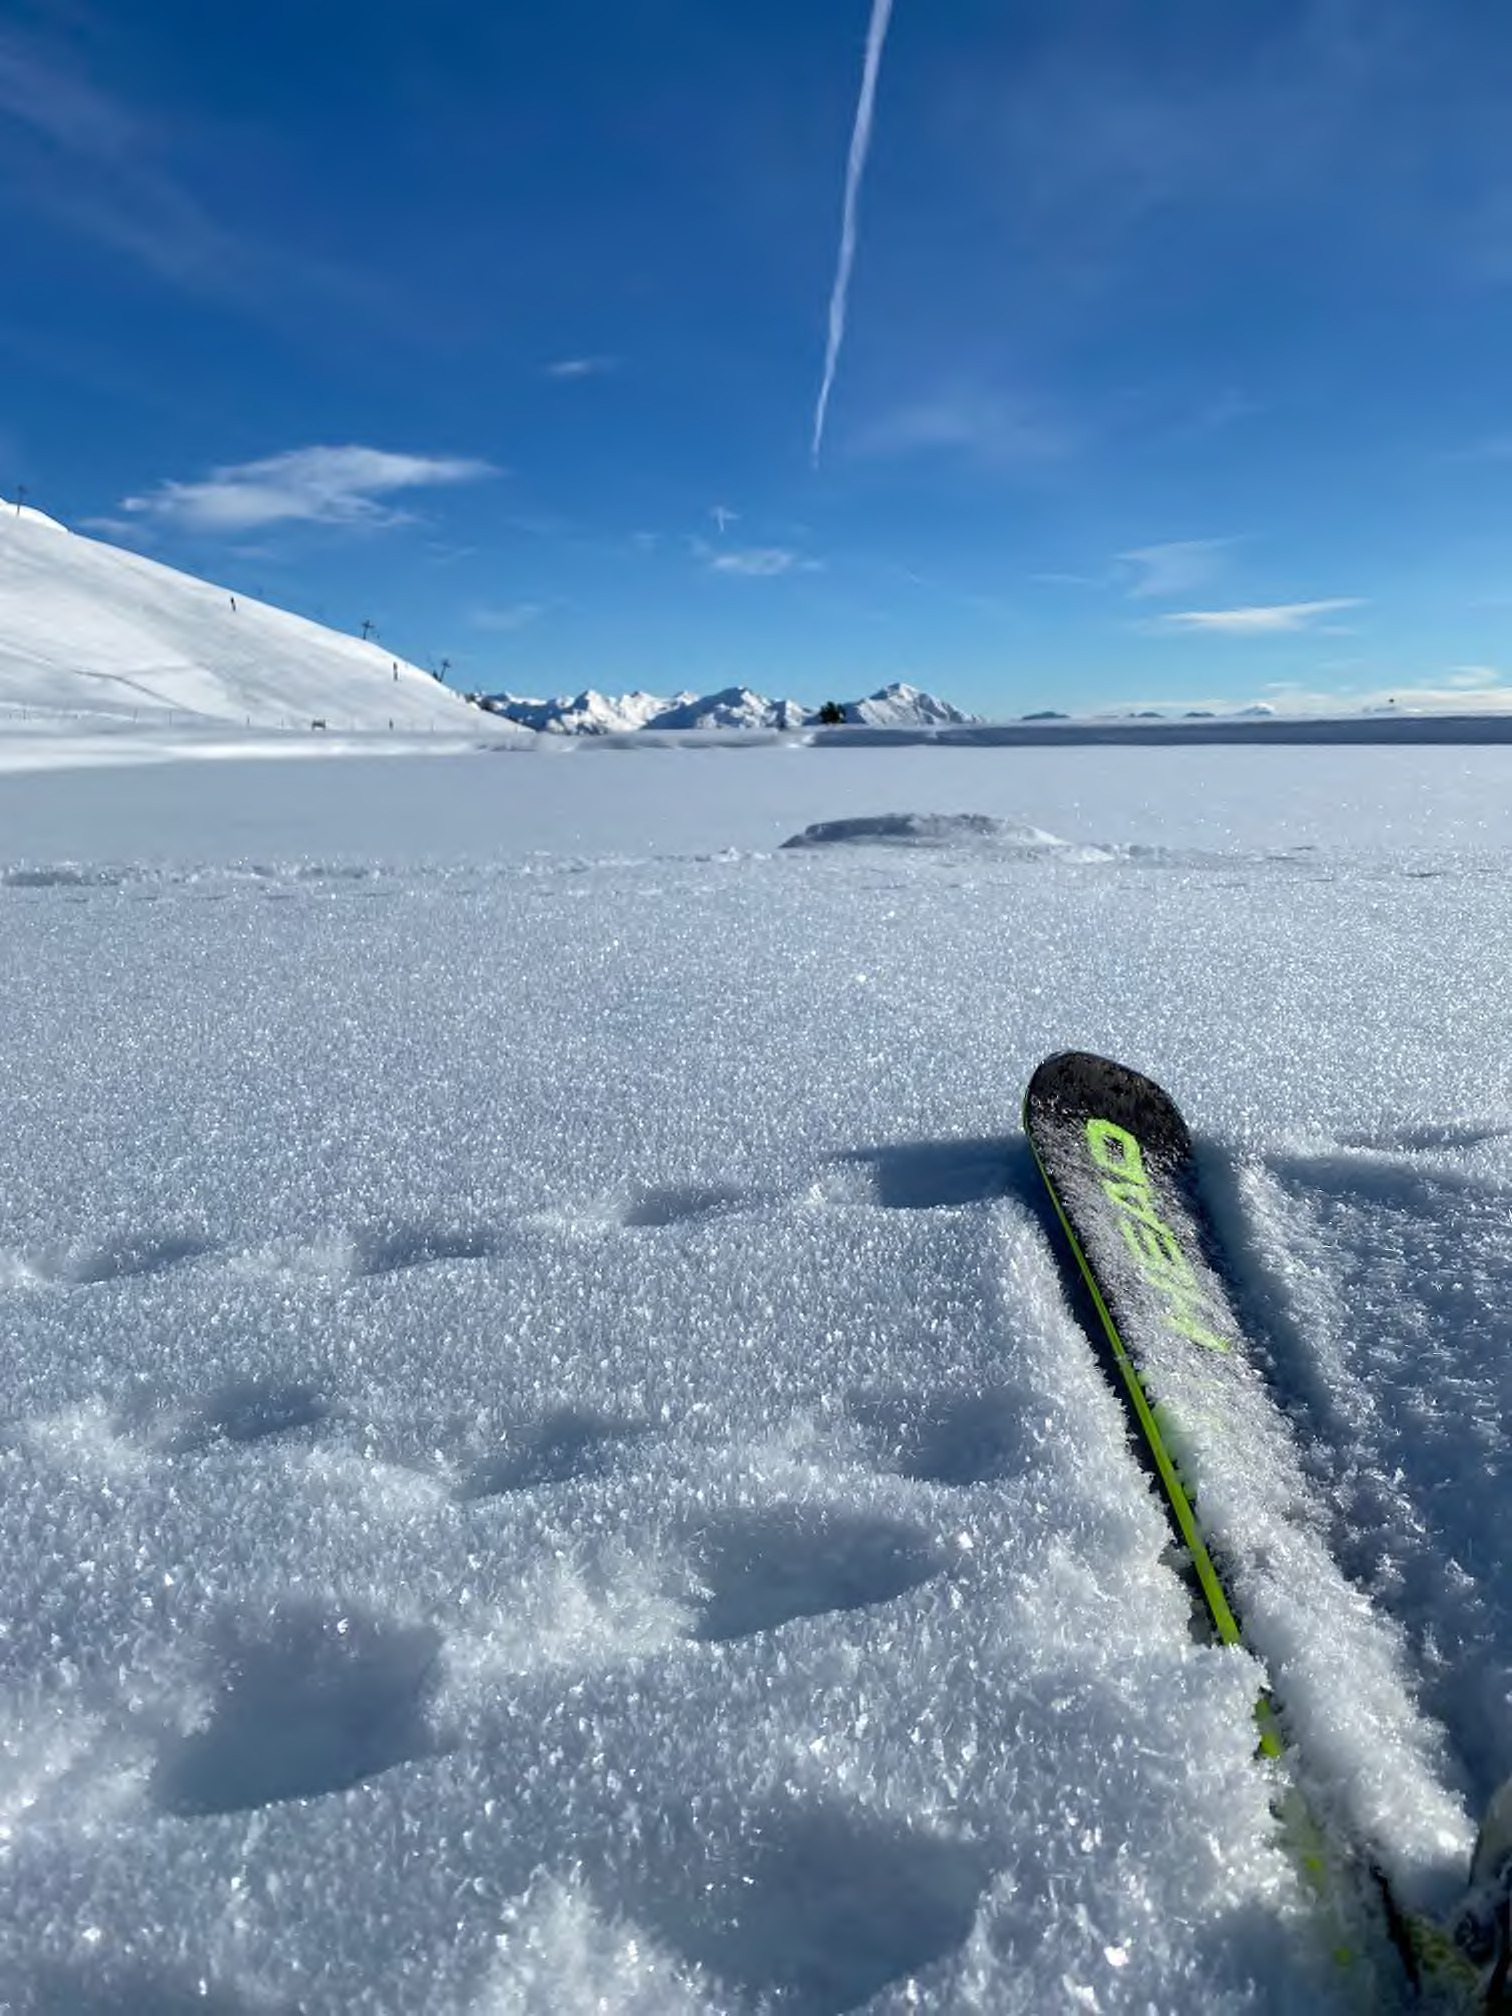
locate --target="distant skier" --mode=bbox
[229,595,237,612]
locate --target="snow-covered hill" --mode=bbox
[0,507,484,733]
[480,679,974,734]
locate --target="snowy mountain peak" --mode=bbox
[840,682,977,727]
[649,686,810,731]
[478,688,673,734]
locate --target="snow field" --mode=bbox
[1,745,1511,2009]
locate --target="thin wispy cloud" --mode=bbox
[1253,672,1512,715]
[544,356,615,379]
[0,26,231,287]
[470,601,546,632]
[1159,598,1364,635]
[1444,664,1505,687]
[1031,565,1118,590]
[711,504,739,534]
[0,29,137,156]
[694,541,818,578]
[709,549,804,577]
[1121,672,1512,717]
[811,0,894,465]
[1450,432,1512,462]
[123,446,495,534]
[0,25,380,314]
[1118,537,1235,599]
[79,514,154,547]
[853,386,1071,466]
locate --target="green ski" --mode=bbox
[1024,1050,1487,2008]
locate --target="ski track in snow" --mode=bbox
[2,749,1512,2010]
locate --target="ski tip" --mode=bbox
[1025,1053,1191,1146]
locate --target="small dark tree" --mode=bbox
[816,699,845,726]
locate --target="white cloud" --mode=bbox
[122,446,495,534]
[1118,537,1235,599]
[1159,598,1364,635]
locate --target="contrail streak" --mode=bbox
[811,0,894,466]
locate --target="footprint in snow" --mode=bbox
[10,1960,274,2015]
[459,1405,649,1499]
[1,864,125,889]
[857,1387,1033,1487]
[29,1231,214,1287]
[349,1221,506,1276]
[685,1504,945,1642]
[620,1182,752,1229]
[116,1378,329,1455]
[152,1602,444,1816]
[609,1797,988,2015]
[1333,1119,1512,1156]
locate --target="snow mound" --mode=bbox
[781,812,1116,860]
[0,510,489,734]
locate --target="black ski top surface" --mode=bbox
[1025,1050,1239,1374]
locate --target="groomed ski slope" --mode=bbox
[2,742,1511,2012]
[0,508,485,734]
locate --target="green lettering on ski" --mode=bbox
[1084,1117,1231,1353]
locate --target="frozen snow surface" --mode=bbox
[3,740,1512,2012]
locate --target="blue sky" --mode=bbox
[4,0,1512,717]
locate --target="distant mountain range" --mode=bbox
[475,680,977,734]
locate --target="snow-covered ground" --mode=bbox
[3,741,1511,2012]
